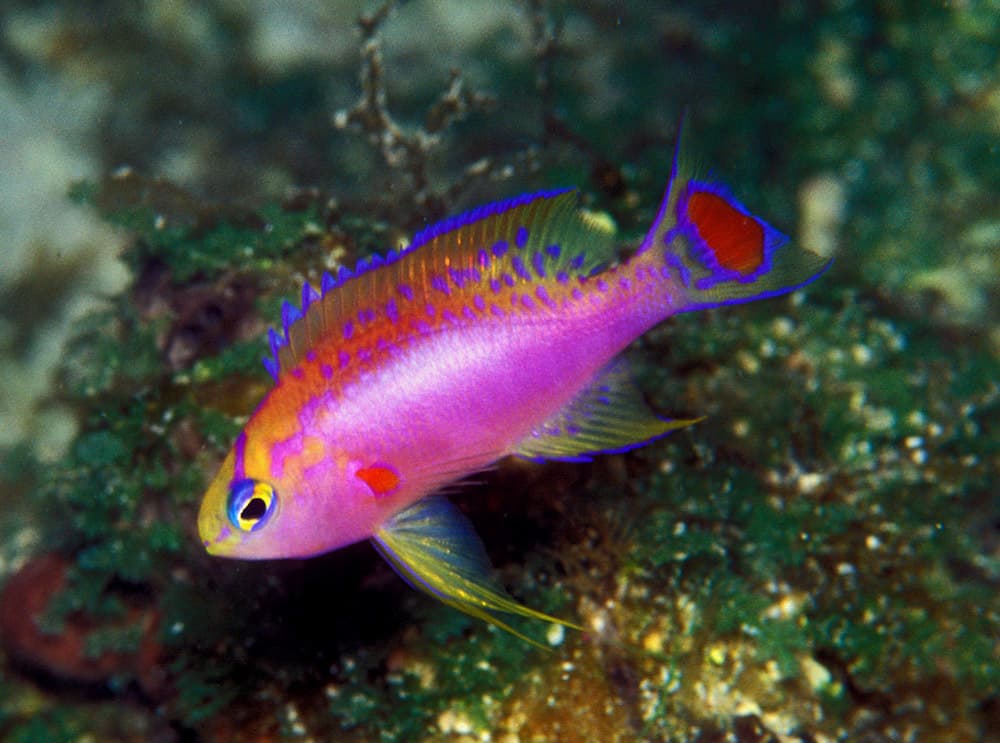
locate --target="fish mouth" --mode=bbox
[197,486,236,556]
[199,519,230,555]
[202,534,224,555]
[198,453,238,555]
[200,522,247,558]
[198,499,241,556]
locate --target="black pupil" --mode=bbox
[240,497,267,521]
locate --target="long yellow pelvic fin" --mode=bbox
[372,495,581,647]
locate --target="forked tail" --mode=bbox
[640,116,831,312]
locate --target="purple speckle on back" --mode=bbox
[511,256,532,281]
[398,283,414,301]
[343,321,354,339]
[299,390,333,428]
[321,364,333,379]
[532,252,547,278]
[515,226,529,248]
[338,350,350,368]
[492,240,508,257]
[535,286,555,308]
[386,299,399,323]
[431,275,450,295]
[473,294,487,311]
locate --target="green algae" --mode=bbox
[323,617,538,741]
[618,286,999,737]
[71,177,334,285]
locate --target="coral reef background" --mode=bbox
[0,1,997,741]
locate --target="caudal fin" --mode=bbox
[641,116,831,312]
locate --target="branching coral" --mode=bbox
[333,0,499,222]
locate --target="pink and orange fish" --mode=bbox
[197,122,829,641]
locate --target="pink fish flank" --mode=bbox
[197,121,829,641]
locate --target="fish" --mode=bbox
[197,120,829,643]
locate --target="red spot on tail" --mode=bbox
[686,191,765,274]
[356,463,401,497]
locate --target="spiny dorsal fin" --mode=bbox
[513,359,702,461]
[263,189,618,380]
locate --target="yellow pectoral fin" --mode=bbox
[372,496,581,648]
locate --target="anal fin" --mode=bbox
[373,496,580,647]
[514,359,702,462]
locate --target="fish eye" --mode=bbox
[227,479,277,532]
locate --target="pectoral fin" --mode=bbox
[372,496,580,646]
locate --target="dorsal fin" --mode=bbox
[263,189,617,381]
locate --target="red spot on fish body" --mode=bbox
[356,463,401,497]
[686,191,764,275]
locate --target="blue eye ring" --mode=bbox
[227,479,278,532]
